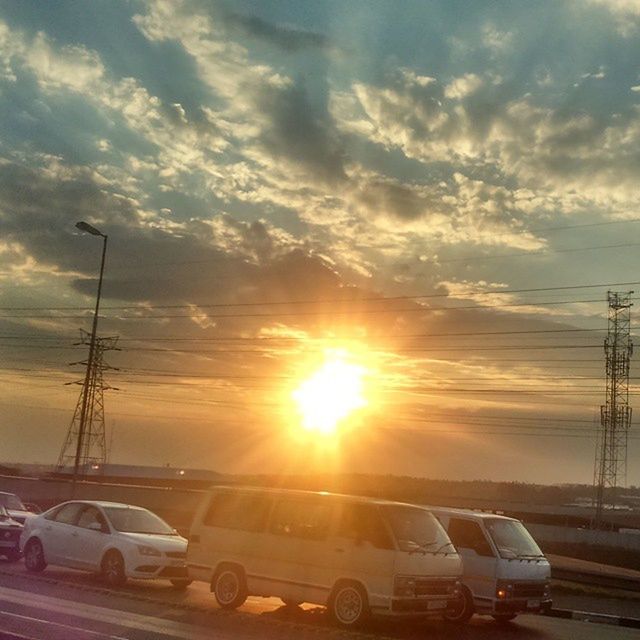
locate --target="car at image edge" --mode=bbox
[0,491,38,524]
[20,499,190,589]
[0,505,23,562]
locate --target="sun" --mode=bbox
[292,351,368,435]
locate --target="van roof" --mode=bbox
[426,505,517,522]
[207,485,431,510]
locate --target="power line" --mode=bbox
[0,296,624,320]
[0,327,613,342]
[2,280,639,312]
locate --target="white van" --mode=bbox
[428,507,552,623]
[187,486,462,627]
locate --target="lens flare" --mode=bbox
[292,352,368,435]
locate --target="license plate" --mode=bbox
[171,560,185,567]
[527,599,541,609]
[427,600,447,611]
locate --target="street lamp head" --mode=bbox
[76,221,104,237]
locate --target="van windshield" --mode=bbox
[485,518,544,559]
[381,505,453,553]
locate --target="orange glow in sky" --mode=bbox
[292,350,368,435]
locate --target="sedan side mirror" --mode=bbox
[88,522,105,532]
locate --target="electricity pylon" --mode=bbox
[593,291,633,528]
[56,330,119,473]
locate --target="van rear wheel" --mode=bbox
[212,566,247,609]
[329,582,370,628]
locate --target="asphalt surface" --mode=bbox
[0,562,638,640]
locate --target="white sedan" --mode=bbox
[20,500,190,589]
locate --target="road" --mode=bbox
[0,564,637,640]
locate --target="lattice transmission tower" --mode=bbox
[56,330,119,473]
[593,291,633,528]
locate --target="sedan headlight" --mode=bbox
[137,544,161,557]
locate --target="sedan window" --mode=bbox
[53,503,85,526]
[77,507,108,532]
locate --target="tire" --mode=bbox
[443,586,474,624]
[329,582,370,628]
[493,613,518,623]
[101,550,127,587]
[281,598,302,607]
[170,578,193,590]
[212,566,247,609]
[24,538,47,573]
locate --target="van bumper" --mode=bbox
[494,598,553,614]
[390,597,457,615]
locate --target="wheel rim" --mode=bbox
[26,541,42,569]
[445,591,469,620]
[334,587,363,625]
[216,571,239,604]
[104,554,122,581]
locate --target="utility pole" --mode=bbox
[59,222,109,496]
[57,332,119,474]
[593,291,633,528]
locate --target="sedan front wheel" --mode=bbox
[24,538,46,572]
[101,550,127,587]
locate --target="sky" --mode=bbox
[1,0,640,485]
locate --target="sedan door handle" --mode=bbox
[71,532,79,537]
[334,548,345,553]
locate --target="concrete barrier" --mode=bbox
[526,523,640,552]
[0,474,205,530]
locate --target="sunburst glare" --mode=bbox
[292,350,368,435]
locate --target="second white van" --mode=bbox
[187,486,463,627]
[429,507,552,623]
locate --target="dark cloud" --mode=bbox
[353,180,429,221]
[220,9,331,52]
[257,81,347,185]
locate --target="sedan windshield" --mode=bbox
[0,494,25,511]
[381,505,452,553]
[485,518,544,559]
[104,506,175,535]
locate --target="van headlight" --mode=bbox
[394,576,416,597]
[137,545,161,557]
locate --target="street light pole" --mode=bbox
[71,221,108,496]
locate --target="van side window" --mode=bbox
[336,504,394,550]
[204,493,270,532]
[447,518,494,557]
[270,499,332,540]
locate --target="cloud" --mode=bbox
[219,9,332,52]
[333,67,640,221]
[444,73,484,100]
[586,0,640,35]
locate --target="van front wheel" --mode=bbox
[329,582,370,628]
[443,586,474,624]
[212,566,247,609]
